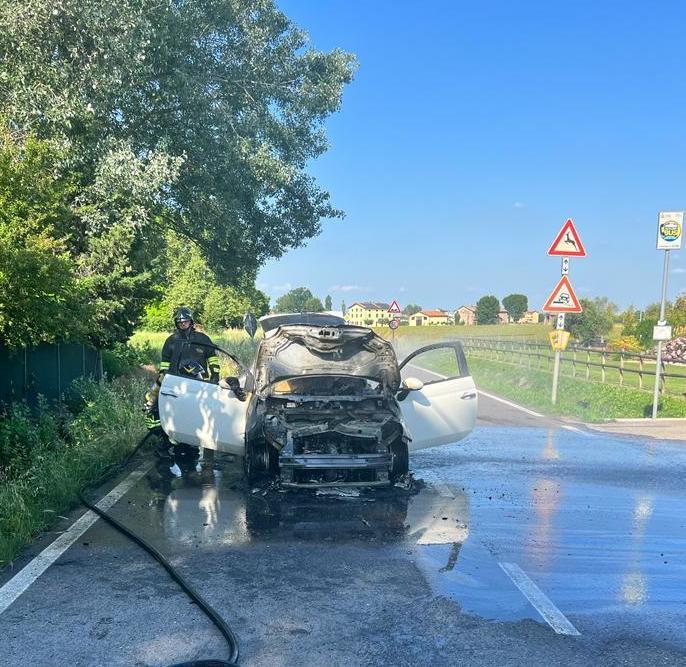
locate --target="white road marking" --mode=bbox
[499,562,581,636]
[406,363,447,379]
[407,363,544,417]
[0,463,151,616]
[477,390,544,417]
[561,424,594,438]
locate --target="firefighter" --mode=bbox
[144,307,221,454]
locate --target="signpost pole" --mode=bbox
[545,218,586,405]
[551,313,565,404]
[651,249,671,419]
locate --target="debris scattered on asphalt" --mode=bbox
[316,487,361,498]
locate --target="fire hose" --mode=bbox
[78,432,240,666]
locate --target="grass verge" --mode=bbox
[466,357,686,422]
[0,377,147,568]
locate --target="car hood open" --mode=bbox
[255,325,401,392]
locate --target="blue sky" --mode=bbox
[258,0,686,312]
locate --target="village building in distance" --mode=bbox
[344,302,540,326]
[344,302,391,326]
[408,310,452,326]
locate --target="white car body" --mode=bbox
[159,319,477,483]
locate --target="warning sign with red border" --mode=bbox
[547,219,586,257]
[543,276,583,313]
[387,300,402,314]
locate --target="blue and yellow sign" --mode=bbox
[657,211,683,250]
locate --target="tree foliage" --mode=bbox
[141,233,269,332]
[0,0,355,346]
[566,297,616,346]
[324,295,332,311]
[274,287,322,313]
[502,293,528,322]
[0,131,92,347]
[0,0,356,280]
[476,296,500,325]
[403,304,422,316]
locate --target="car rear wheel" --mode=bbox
[389,439,409,482]
[244,440,278,484]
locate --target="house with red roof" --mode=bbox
[408,309,452,326]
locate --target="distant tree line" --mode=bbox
[274,287,336,314]
[474,293,528,324]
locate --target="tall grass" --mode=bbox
[129,328,259,370]
[0,377,147,567]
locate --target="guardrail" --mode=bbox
[458,336,686,397]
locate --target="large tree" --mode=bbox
[476,296,500,325]
[141,232,269,332]
[274,287,322,313]
[502,294,528,322]
[0,0,356,342]
[566,297,616,346]
[0,131,93,347]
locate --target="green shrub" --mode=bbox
[0,400,63,475]
[0,377,147,567]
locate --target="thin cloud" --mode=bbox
[271,282,292,293]
[329,284,368,292]
[672,267,686,274]
[513,202,527,209]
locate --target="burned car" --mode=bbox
[158,313,477,486]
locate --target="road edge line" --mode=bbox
[499,562,581,636]
[477,389,544,418]
[0,463,151,616]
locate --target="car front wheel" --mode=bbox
[389,439,409,482]
[244,440,278,483]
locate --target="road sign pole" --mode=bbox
[551,313,565,404]
[651,249,671,419]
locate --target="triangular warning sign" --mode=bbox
[543,276,583,313]
[548,219,586,257]
[387,300,402,314]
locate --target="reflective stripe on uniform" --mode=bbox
[159,361,170,370]
[207,355,220,366]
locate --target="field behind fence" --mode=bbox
[458,336,686,398]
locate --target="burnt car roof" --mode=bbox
[259,312,345,333]
[254,324,401,392]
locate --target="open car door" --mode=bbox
[397,341,477,451]
[159,373,248,455]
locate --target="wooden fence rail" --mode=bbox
[458,336,686,397]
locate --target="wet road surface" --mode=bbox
[2,395,686,665]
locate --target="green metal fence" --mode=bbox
[0,342,102,405]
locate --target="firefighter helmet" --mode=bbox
[174,307,194,328]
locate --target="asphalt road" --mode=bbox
[2,392,686,666]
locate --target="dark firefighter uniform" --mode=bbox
[144,307,221,436]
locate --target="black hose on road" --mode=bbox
[78,432,240,666]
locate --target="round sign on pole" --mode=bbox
[389,318,400,330]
